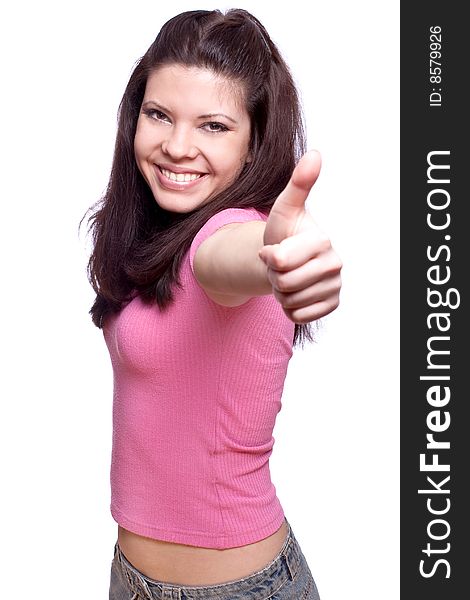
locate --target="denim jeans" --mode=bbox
[109,518,320,599]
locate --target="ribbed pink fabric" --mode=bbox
[103,208,295,549]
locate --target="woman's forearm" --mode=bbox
[193,220,273,301]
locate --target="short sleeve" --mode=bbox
[189,208,268,275]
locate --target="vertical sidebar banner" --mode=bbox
[401,3,468,599]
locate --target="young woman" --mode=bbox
[86,8,342,600]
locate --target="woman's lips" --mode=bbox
[154,165,208,191]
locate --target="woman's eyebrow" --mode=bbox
[141,102,238,124]
[141,100,168,110]
[198,112,237,124]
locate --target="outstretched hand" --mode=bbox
[259,150,342,324]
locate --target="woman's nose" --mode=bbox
[161,125,198,160]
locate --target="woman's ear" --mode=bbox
[245,150,253,163]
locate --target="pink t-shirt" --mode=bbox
[103,207,295,549]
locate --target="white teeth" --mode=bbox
[160,168,201,182]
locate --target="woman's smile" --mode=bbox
[155,165,208,191]
[154,164,209,190]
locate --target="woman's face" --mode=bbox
[134,64,252,213]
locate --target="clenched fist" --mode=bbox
[259,150,342,324]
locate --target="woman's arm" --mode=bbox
[193,151,343,322]
[193,220,271,307]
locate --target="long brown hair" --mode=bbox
[85,8,315,346]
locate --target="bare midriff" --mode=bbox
[117,519,288,586]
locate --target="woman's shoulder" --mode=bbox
[194,206,269,242]
[205,206,269,224]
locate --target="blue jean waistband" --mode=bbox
[113,518,303,599]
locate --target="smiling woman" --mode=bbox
[134,65,252,213]
[83,7,342,600]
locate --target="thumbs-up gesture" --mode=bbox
[259,150,342,324]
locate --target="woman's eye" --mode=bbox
[202,122,228,133]
[144,108,170,123]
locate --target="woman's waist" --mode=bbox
[116,518,289,586]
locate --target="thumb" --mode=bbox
[263,150,322,246]
[271,150,321,218]
[289,149,322,198]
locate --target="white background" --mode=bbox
[0,1,399,598]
